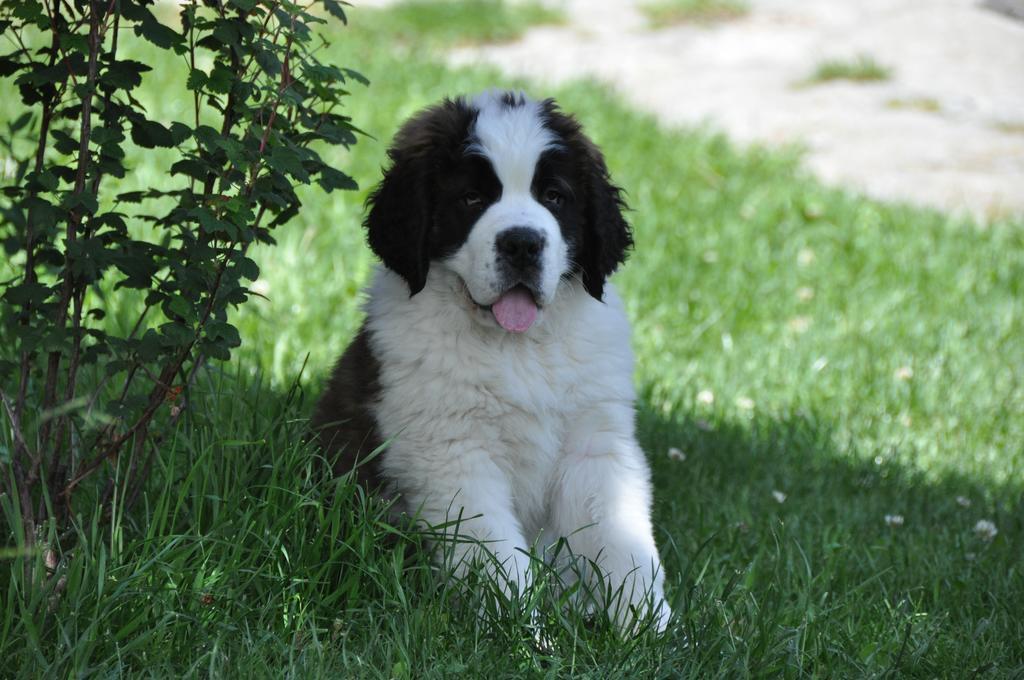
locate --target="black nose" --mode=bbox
[496,227,545,271]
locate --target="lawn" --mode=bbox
[2,0,1022,676]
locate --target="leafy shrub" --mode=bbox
[0,0,361,552]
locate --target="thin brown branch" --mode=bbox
[46,285,87,521]
[188,4,199,190]
[88,5,118,201]
[39,0,103,519]
[15,0,66,433]
[249,27,295,190]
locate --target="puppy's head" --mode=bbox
[365,90,632,332]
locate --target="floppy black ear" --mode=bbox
[363,98,477,296]
[538,98,633,302]
[579,142,633,301]
[364,156,432,295]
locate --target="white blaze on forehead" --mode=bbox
[468,92,558,194]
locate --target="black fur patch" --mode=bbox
[537,99,633,301]
[310,326,385,489]
[364,98,502,295]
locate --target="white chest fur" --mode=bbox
[365,267,635,536]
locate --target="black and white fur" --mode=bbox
[312,91,669,631]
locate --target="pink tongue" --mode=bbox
[491,287,538,333]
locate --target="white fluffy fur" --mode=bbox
[365,268,669,630]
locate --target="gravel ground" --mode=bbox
[445,0,1024,220]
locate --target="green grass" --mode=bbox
[804,54,893,84]
[640,0,749,27]
[3,3,1024,677]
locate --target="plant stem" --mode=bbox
[41,0,103,522]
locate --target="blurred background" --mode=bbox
[433,0,1024,219]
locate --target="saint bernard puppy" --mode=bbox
[312,90,670,631]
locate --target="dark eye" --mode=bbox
[462,191,482,208]
[543,187,564,207]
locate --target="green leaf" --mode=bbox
[136,329,163,361]
[188,207,237,239]
[91,212,128,235]
[132,15,182,50]
[112,244,159,289]
[25,169,58,192]
[16,60,76,88]
[51,129,78,155]
[59,32,89,56]
[170,158,210,182]
[169,122,192,145]
[116,191,145,204]
[211,19,241,48]
[254,49,281,77]
[235,256,259,281]
[163,294,196,323]
[268,145,309,183]
[91,126,124,146]
[159,320,194,347]
[186,68,208,91]
[0,359,17,381]
[25,196,59,229]
[201,339,232,361]
[0,53,25,78]
[101,59,151,91]
[207,63,234,94]
[131,118,175,148]
[66,236,111,282]
[205,320,240,347]
[61,191,99,216]
[8,111,32,133]
[342,68,369,85]
[214,136,248,168]
[3,281,52,306]
[318,165,357,192]
[323,0,348,23]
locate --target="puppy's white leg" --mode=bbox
[395,448,532,598]
[552,429,670,633]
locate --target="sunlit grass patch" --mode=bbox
[354,0,565,47]
[885,96,941,112]
[803,54,893,84]
[993,120,1024,135]
[641,0,749,27]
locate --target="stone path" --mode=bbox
[447,0,1024,220]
